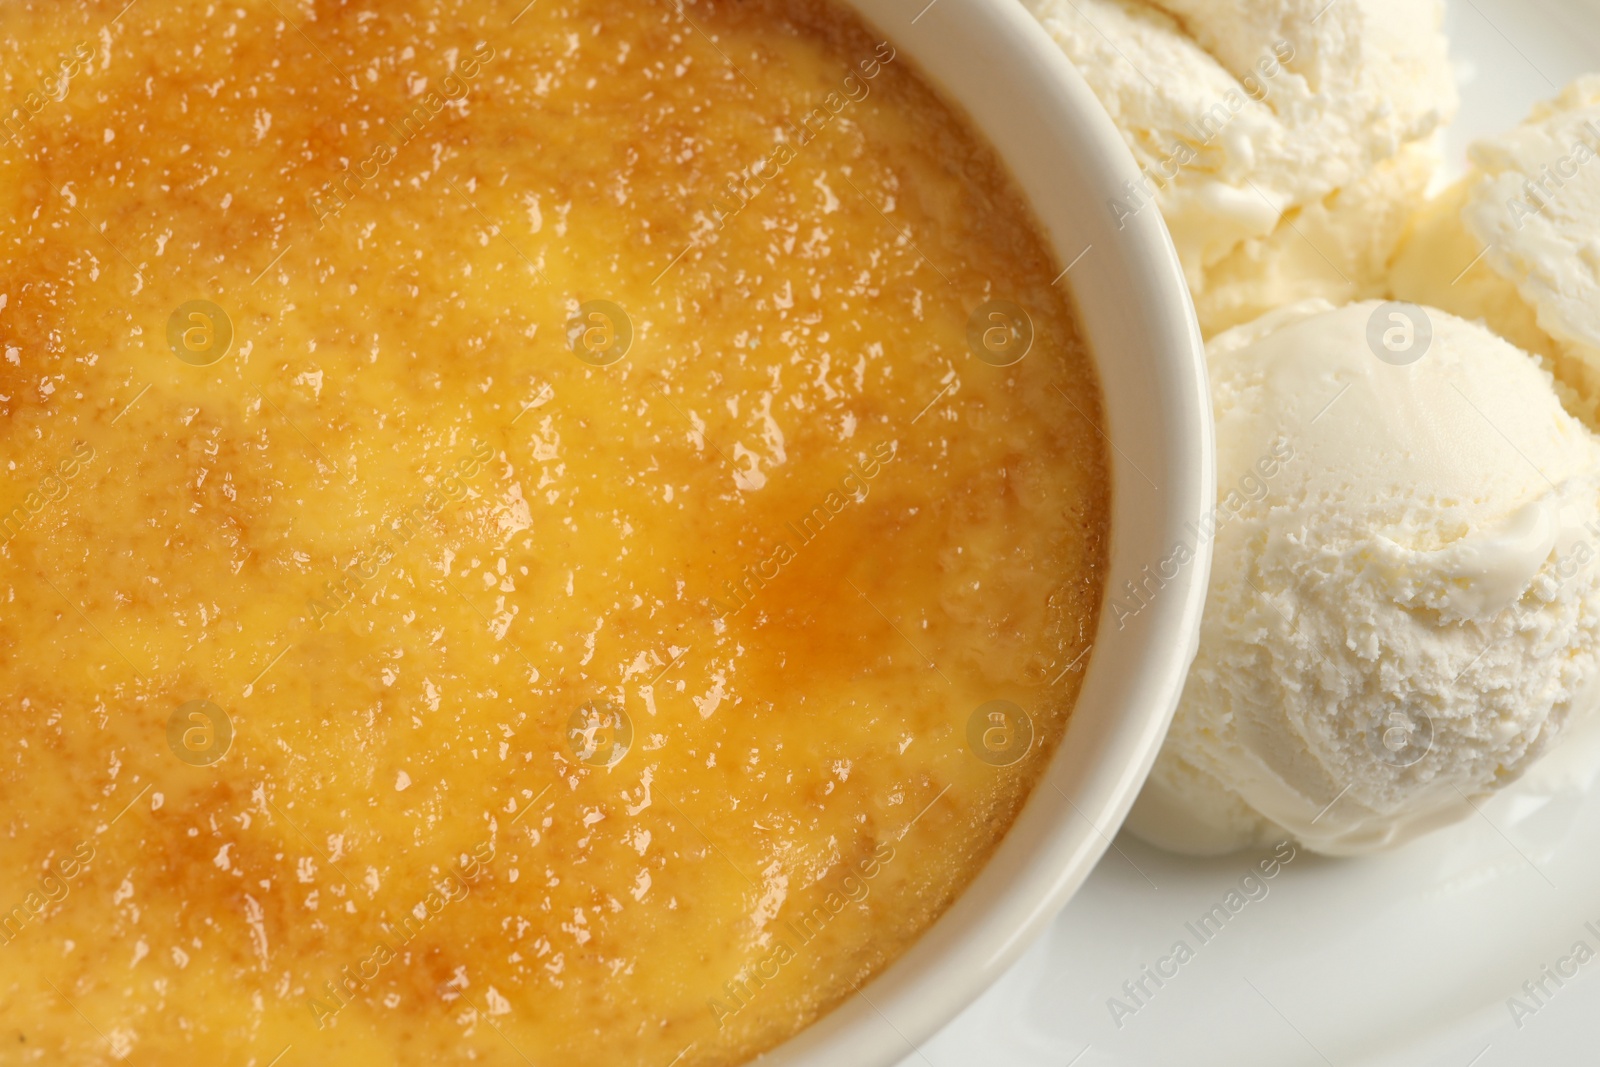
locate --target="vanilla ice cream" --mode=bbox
[1392,76,1600,427]
[1197,143,1437,335]
[1025,0,1455,335]
[1127,300,1600,856]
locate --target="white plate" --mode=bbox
[896,2,1600,1065]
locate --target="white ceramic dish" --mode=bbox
[763,1,1214,1064]
[899,2,1600,1065]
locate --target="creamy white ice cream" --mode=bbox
[1128,300,1600,855]
[1024,0,1455,335]
[1392,76,1600,426]
[1199,143,1436,336]
[1462,77,1600,373]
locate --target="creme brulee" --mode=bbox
[0,1,1108,1064]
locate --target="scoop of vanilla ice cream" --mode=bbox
[1198,142,1437,335]
[1464,78,1600,367]
[1024,0,1455,334]
[1153,0,1455,155]
[1127,300,1600,856]
[1392,77,1600,426]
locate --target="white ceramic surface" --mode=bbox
[763,0,1215,1064]
[895,2,1600,1065]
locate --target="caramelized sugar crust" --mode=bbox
[0,1,1107,1063]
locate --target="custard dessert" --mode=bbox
[0,0,1108,1063]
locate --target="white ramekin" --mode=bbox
[761,0,1214,1063]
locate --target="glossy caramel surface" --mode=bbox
[0,1,1107,1063]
